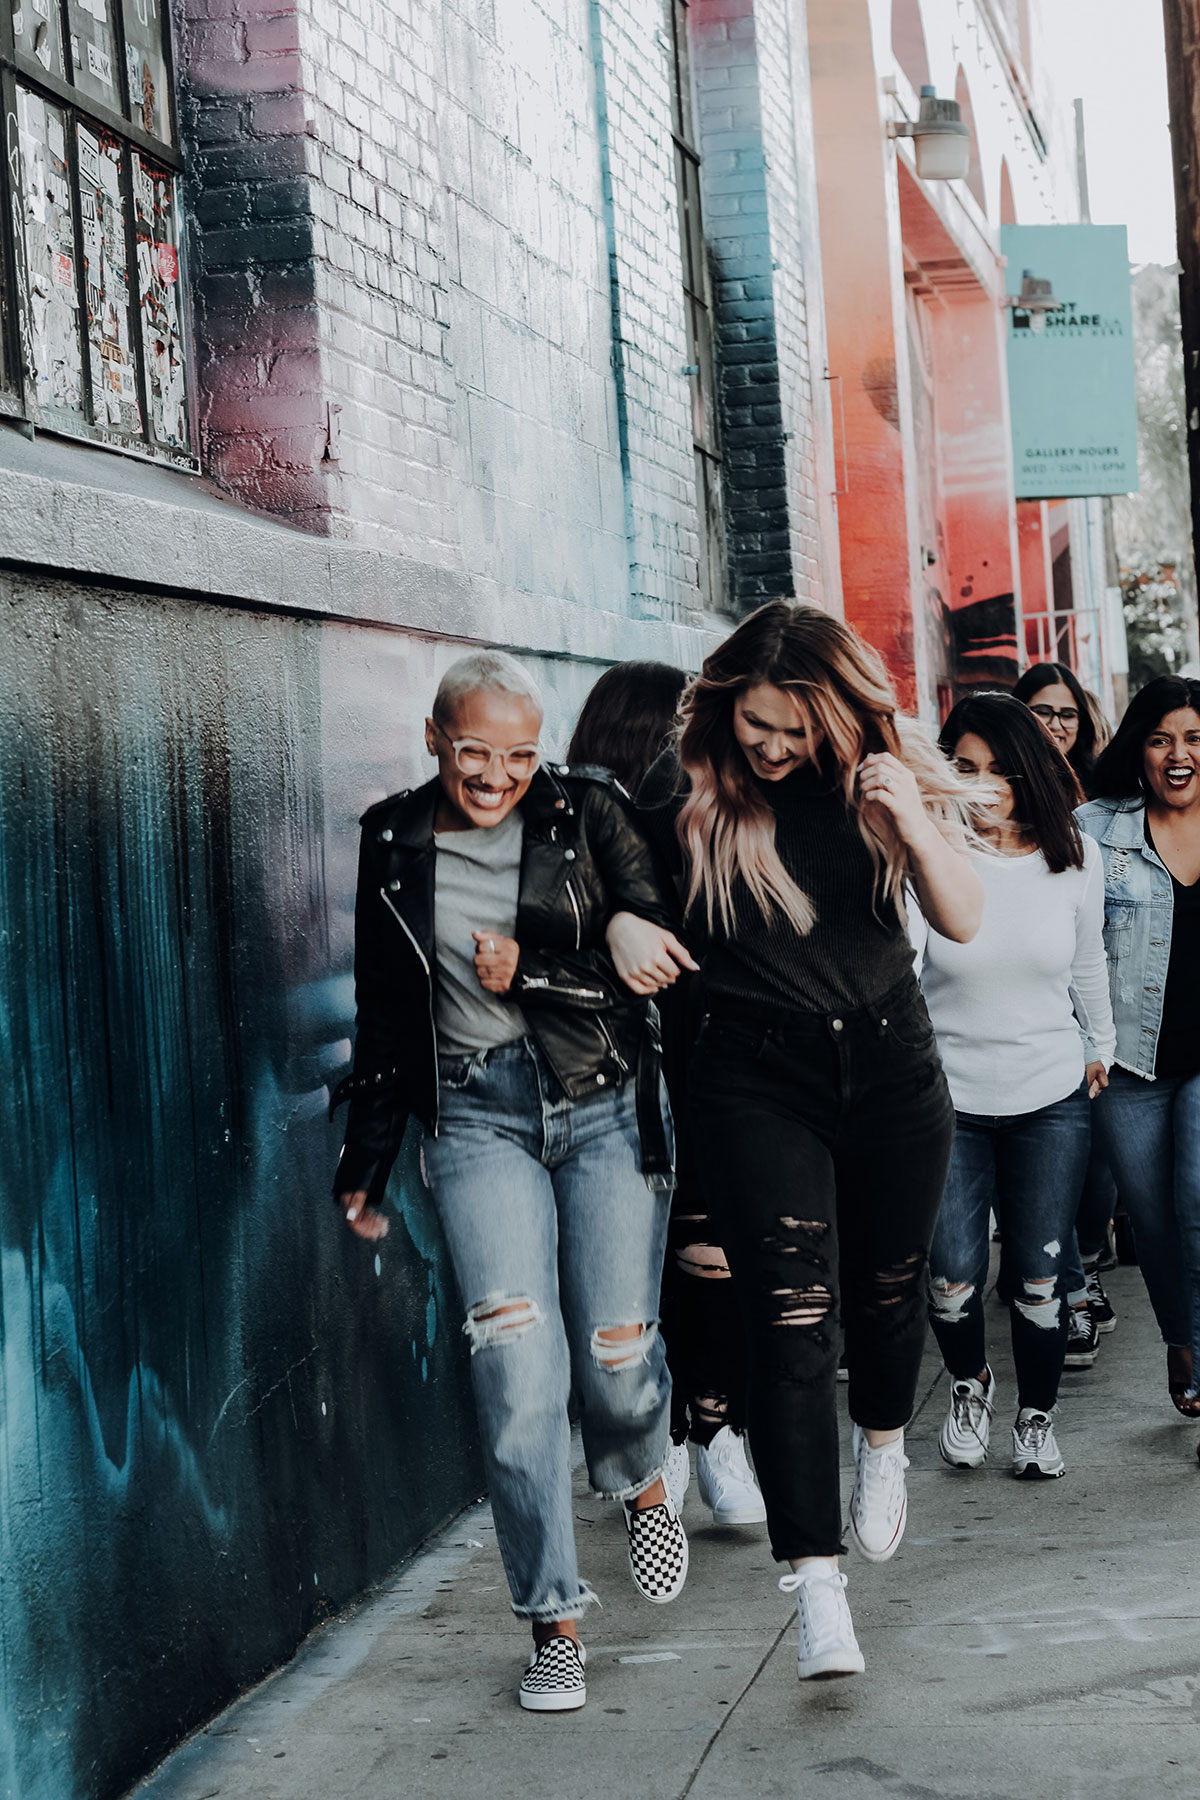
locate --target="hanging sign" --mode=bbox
[1001,223,1138,499]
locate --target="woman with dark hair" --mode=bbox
[569,661,765,1529]
[919,694,1114,1481]
[333,650,695,1714]
[623,601,981,1681]
[567,661,689,797]
[1013,662,1098,794]
[1078,675,1200,1437]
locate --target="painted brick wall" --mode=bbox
[689,0,830,612]
[437,0,629,613]
[591,0,705,623]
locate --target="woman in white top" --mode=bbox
[917,694,1116,1481]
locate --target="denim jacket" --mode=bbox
[1076,796,1174,1080]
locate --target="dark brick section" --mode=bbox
[178,0,334,527]
[691,1,795,612]
[714,268,795,608]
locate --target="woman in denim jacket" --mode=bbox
[1077,675,1200,1433]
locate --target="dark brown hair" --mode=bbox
[939,692,1084,872]
[1011,661,1097,788]
[567,660,687,794]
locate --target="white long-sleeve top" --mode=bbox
[910,834,1116,1117]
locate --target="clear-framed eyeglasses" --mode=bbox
[1029,703,1079,726]
[434,722,542,779]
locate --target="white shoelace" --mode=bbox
[856,1441,908,1525]
[950,1379,994,1442]
[1015,1411,1052,1451]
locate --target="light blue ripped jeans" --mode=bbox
[421,1036,672,1621]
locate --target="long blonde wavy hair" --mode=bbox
[677,601,971,935]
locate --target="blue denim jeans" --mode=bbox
[928,1083,1091,1412]
[421,1037,672,1621]
[1093,1067,1200,1374]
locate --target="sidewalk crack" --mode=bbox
[676,1618,791,1800]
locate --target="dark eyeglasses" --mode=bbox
[1029,704,1079,726]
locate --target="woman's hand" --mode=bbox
[858,753,930,852]
[339,1191,390,1240]
[606,911,700,996]
[473,932,520,994]
[1085,1060,1109,1101]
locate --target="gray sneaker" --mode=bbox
[939,1368,996,1468]
[1011,1409,1065,1479]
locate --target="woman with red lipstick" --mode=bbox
[632,602,982,1680]
[1078,676,1200,1441]
[332,650,696,1712]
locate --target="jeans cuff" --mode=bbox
[510,1582,600,1623]
[599,1461,666,1505]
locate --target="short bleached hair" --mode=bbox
[431,650,544,728]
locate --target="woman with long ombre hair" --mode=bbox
[623,601,981,1683]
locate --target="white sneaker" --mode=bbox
[779,1564,865,1679]
[1011,1408,1066,1480]
[664,1440,691,1514]
[939,1368,996,1469]
[696,1427,767,1525]
[848,1426,909,1563]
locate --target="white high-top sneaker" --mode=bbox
[779,1562,865,1680]
[848,1425,909,1562]
[664,1440,691,1514]
[696,1427,767,1525]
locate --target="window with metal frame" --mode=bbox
[667,0,726,614]
[0,0,194,466]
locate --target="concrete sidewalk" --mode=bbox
[133,1263,1200,1800]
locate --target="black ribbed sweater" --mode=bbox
[638,755,915,1015]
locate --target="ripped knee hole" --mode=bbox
[676,1242,731,1279]
[770,1284,833,1328]
[592,1321,658,1371]
[463,1294,544,1352]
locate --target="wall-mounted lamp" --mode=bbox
[887,85,971,182]
[1002,270,1064,312]
[1002,270,1064,333]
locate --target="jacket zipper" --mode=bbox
[381,886,441,1136]
[520,975,606,1001]
[597,1014,629,1075]
[565,877,582,950]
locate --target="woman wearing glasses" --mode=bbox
[1014,662,1118,1353]
[332,650,694,1713]
[1013,662,1100,796]
[919,695,1114,1480]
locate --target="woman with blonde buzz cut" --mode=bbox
[630,603,981,1682]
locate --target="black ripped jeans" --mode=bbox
[688,979,955,1561]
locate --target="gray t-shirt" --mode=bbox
[433,810,530,1057]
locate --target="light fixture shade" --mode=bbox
[911,85,971,183]
[914,132,972,181]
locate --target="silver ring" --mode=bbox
[487,939,496,953]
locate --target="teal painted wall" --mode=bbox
[0,575,497,1800]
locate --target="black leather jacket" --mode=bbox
[331,763,680,1204]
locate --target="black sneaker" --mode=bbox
[1084,1264,1116,1334]
[623,1490,688,1604]
[519,1636,587,1712]
[1064,1304,1099,1368]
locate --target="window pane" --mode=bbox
[122,0,172,143]
[66,0,120,113]
[78,122,141,433]
[12,0,68,80]
[133,155,188,446]
[16,87,84,414]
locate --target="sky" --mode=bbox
[1041,0,1177,266]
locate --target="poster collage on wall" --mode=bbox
[7,0,188,455]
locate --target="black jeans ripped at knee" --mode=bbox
[688,980,954,1562]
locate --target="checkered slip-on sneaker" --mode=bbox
[622,1489,689,1604]
[518,1636,587,1712]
